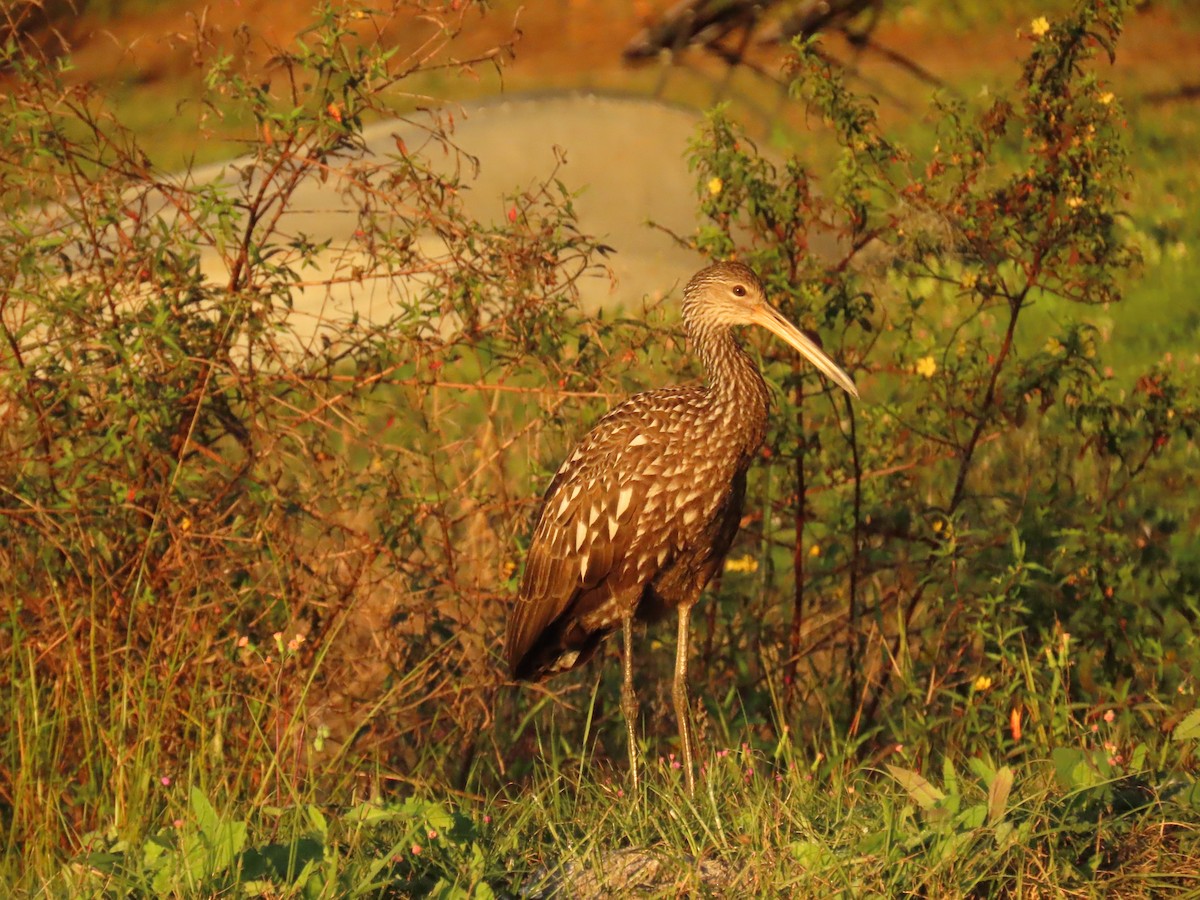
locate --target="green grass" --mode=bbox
[6,554,1199,897]
[24,646,1200,896]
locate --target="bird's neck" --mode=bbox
[689,323,771,451]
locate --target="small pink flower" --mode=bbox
[160,775,171,786]
[411,844,422,855]
[173,819,184,828]
[1104,709,1115,723]
[427,829,438,840]
[483,815,491,824]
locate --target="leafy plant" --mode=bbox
[69,790,494,896]
[672,0,1200,765]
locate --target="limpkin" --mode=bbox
[506,261,858,793]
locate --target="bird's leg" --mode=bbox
[673,602,696,795]
[620,617,640,793]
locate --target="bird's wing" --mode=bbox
[506,391,696,678]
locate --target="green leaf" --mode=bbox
[424,803,456,833]
[190,787,221,840]
[141,833,172,870]
[344,801,396,824]
[180,833,208,883]
[957,804,987,830]
[188,786,246,875]
[886,764,945,811]
[941,757,959,797]
[1129,742,1148,771]
[152,859,176,896]
[1173,709,1200,743]
[1177,779,1200,811]
[308,804,329,838]
[993,820,1015,848]
[988,765,1014,824]
[1052,747,1107,791]
[967,756,997,786]
[790,840,835,867]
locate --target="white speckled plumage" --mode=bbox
[505,261,858,792]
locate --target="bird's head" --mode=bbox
[682,261,859,398]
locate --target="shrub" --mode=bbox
[0,0,616,876]
[679,0,1200,763]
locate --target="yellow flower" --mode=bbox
[1030,16,1050,36]
[1099,91,1115,105]
[915,356,937,378]
[1045,337,1062,354]
[809,544,821,557]
[973,675,993,692]
[707,176,724,196]
[1066,196,1084,209]
[724,554,758,573]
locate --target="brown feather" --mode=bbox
[505,261,857,683]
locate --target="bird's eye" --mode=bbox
[732,285,747,297]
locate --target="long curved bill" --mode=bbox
[750,302,859,399]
